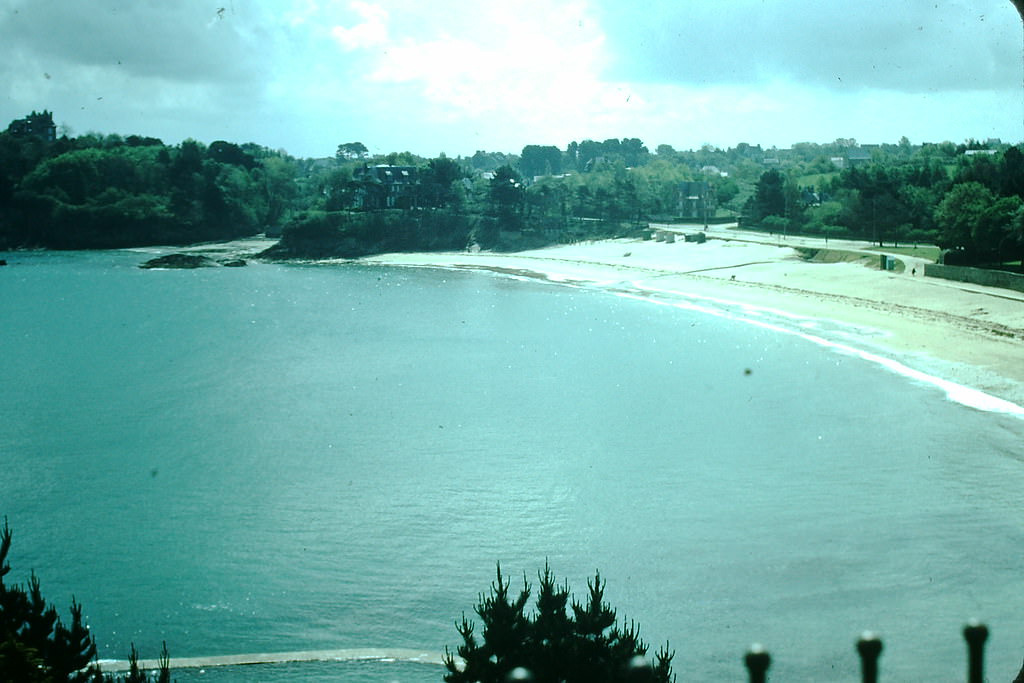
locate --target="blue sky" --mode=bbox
[2,0,1022,158]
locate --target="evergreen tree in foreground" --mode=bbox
[444,563,675,683]
[0,518,171,683]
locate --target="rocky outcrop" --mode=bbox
[139,253,218,269]
[139,253,251,269]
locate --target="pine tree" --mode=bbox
[0,519,171,683]
[444,563,675,683]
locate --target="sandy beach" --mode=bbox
[352,226,1024,413]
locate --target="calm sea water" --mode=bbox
[2,250,1023,682]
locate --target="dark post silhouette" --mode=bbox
[745,644,771,683]
[856,632,883,683]
[963,621,988,683]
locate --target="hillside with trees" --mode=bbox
[2,111,1021,270]
[743,141,1024,267]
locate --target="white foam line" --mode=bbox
[370,262,1024,419]
[98,647,447,672]
[614,290,1024,419]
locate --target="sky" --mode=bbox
[2,0,1023,159]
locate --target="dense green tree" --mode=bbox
[715,176,740,207]
[654,144,677,159]
[999,146,1024,197]
[519,145,563,179]
[1008,205,1024,269]
[335,141,368,160]
[256,156,300,226]
[574,139,605,171]
[524,177,569,227]
[318,167,357,211]
[266,208,473,258]
[488,165,525,226]
[444,564,674,683]
[934,181,994,252]
[469,150,516,172]
[207,141,256,169]
[749,169,786,221]
[420,155,467,209]
[629,159,691,218]
[381,151,423,166]
[619,138,650,167]
[2,135,287,247]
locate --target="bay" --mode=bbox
[1,250,1022,681]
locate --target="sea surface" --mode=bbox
[1,249,1023,681]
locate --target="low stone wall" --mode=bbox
[924,263,1024,293]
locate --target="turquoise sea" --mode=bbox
[2,250,1023,681]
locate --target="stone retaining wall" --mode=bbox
[924,263,1024,293]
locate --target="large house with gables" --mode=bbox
[352,164,419,209]
[7,110,57,142]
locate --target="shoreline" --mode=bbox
[353,236,1024,415]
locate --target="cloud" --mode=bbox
[0,0,1019,157]
[592,0,1022,93]
[0,1,272,85]
[322,2,643,140]
[0,0,300,146]
[331,1,389,50]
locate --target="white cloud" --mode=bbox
[330,1,389,50]
[1,0,1018,158]
[331,2,648,138]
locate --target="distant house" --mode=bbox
[678,180,715,219]
[800,188,821,206]
[7,110,57,142]
[833,147,873,169]
[845,147,872,167]
[353,164,419,209]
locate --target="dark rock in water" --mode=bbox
[220,258,247,267]
[139,253,217,269]
[0,259,7,266]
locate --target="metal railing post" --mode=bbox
[745,644,771,683]
[505,666,534,682]
[963,621,988,683]
[626,655,655,682]
[856,632,883,683]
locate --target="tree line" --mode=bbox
[2,113,1021,267]
[0,130,299,249]
[745,144,1024,267]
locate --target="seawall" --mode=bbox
[924,263,1024,293]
